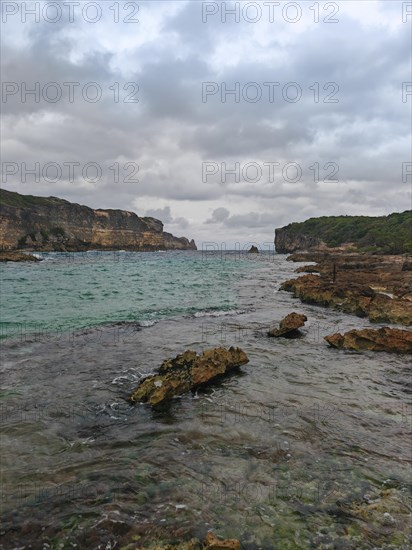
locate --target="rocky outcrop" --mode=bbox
[275,227,323,253]
[325,327,412,353]
[248,245,259,253]
[268,312,307,337]
[0,250,41,262]
[280,253,412,326]
[129,347,249,406]
[0,189,197,252]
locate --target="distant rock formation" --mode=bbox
[275,211,412,254]
[0,189,196,252]
[248,245,259,253]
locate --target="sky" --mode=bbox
[1,0,411,248]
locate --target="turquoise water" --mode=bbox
[0,251,255,339]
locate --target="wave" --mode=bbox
[193,309,247,318]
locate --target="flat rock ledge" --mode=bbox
[268,312,307,338]
[129,347,249,406]
[281,252,412,325]
[325,327,412,354]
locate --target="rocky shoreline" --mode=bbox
[280,252,412,326]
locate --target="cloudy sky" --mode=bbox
[1,0,411,247]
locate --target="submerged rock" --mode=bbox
[129,532,241,550]
[325,327,412,354]
[129,347,249,405]
[204,532,241,550]
[268,312,307,338]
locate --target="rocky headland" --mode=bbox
[275,211,411,254]
[0,189,196,252]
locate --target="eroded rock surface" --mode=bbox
[268,312,307,337]
[280,253,412,325]
[129,347,249,405]
[325,327,412,353]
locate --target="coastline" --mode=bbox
[280,251,412,326]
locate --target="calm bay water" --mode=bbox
[0,251,410,549]
[1,251,250,339]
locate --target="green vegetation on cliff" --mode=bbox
[0,188,63,208]
[281,211,412,254]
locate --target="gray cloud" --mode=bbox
[206,207,230,223]
[145,206,173,224]
[1,0,410,247]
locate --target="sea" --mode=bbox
[0,250,410,548]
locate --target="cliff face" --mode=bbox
[0,189,197,252]
[275,228,323,253]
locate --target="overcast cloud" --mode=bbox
[1,0,411,247]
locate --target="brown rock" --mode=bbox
[325,327,412,353]
[0,250,41,262]
[129,347,249,405]
[279,253,412,326]
[204,532,241,550]
[268,312,307,337]
[295,264,320,273]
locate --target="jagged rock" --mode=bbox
[204,532,241,550]
[129,347,249,405]
[268,312,307,338]
[0,250,41,262]
[325,327,412,353]
[247,245,259,253]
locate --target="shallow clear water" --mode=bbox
[0,252,410,549]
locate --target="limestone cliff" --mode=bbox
[0,189,197,252]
